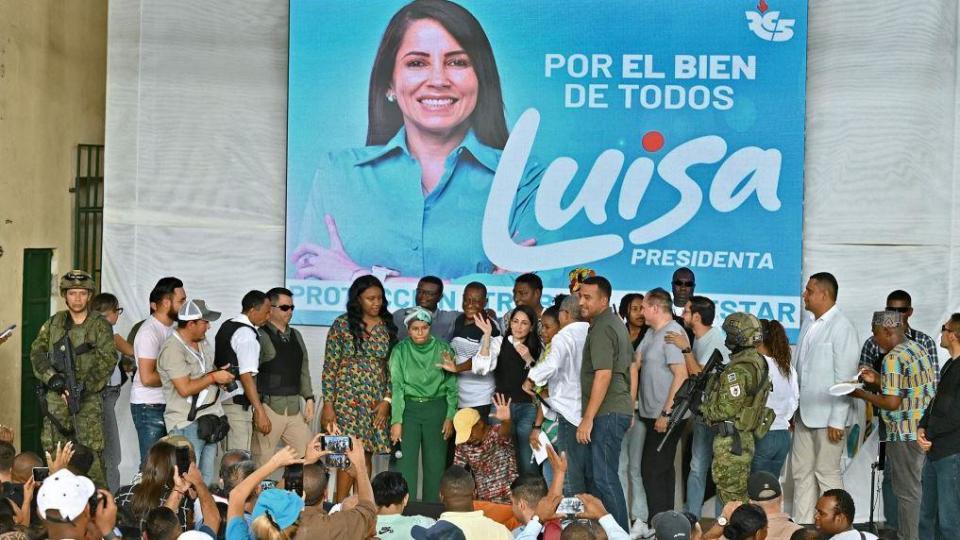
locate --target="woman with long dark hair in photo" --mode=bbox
[751,319,799,477]
[291,0,543,282]
[321,275,397,500]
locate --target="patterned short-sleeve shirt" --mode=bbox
[453,425,518,503]
[880,340,937,441]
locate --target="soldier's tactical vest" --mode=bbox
[730,353,776,439]
[258,326,303,397]
[215,319,258,406]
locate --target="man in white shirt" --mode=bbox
[131,277,186,464]
[666,295,730,518]
[214,290,272,451]
[790,272,860,524]
[524,294,590,494]
[814,489,878,539]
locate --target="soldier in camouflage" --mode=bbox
[29,270,117,486]
[700,312,774,505]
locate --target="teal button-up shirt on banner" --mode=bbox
[296,127,544,281]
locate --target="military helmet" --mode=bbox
[59,270,96,292]
[722,312,762,347]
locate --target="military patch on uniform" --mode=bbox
[730,384,742,397]
[727,372,738,383]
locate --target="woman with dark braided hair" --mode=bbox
[321,275,397,500]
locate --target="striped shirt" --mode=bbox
[880,340,937,441]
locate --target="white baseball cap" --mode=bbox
[37,469,95,522]
[178,299,221,322]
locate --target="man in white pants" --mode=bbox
[790,272,859,524]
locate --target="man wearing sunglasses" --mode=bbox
[671,267,696,318]
[918,314,960,538]
[860,290,940,380]
[252,287,315,466]
[670,268,697,343]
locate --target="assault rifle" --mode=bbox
[657,348,724,452]
[38,317,90,439]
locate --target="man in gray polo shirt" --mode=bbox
[157,299,236,484]
[635,287,689,521]
[577,275,634,530]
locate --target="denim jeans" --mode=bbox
[100,385,122,491]
[919,453,960,539]
[751,429,791,477]
[130,403,167,466]
[619,415,648,522]
[686,419,715,518]
[590,413,631,530]
[556,415,591,495]
[511,402,539,477]
[169,421,218,486]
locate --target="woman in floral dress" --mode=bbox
[321,275,397,500]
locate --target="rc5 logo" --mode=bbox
[746,0,795,42]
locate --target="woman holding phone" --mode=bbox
[321,276,397,501]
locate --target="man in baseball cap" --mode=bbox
[157,298,232,484]
[747,471,802,539]
[651,510,691,539]
[450,395,518,504]
[37,469,118,539]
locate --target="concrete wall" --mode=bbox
[0,0,107,446]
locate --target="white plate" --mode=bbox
[828,382,863,396]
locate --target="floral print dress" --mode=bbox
[322,314,392,453]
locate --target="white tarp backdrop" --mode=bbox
[104,0,960,521]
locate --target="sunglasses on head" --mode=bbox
[885,306,910,313]
[273,304,295,312]
[672,280,695,287]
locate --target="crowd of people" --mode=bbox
[4,263,958,540]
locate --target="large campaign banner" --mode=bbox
[286,0,808,338]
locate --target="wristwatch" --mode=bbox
[717,516,728,526]
[681,347,692,354]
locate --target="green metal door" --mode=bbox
[20,249,52,454]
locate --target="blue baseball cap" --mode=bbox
[251,488,304,530]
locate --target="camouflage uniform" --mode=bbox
[700,312,770,505]
[29,271,116,486]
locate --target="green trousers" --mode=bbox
[395,398,448,502]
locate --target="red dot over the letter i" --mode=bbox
[642,131,664,152]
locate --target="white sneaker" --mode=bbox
[630,519,654,540]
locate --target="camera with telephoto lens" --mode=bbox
[222,365,239,392]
